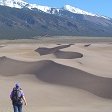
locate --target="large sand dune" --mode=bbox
[0,38,112,112]
[0,56,112,99]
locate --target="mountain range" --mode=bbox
[0,0,112,39]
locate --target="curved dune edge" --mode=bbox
[0,56,112,99]
[35,44,83,59]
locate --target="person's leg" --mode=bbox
[13,105,18,112]
[18,104,22,112]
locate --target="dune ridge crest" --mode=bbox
[0,56,112,99]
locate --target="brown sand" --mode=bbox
[0,38,112,112]
[0,56,112,99]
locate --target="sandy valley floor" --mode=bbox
[0,37,112,112]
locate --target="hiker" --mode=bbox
[10,83,27,112]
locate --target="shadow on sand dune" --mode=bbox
[0,56,112,99]
[35,44,83,59]
[35,44,71,55]
[54,50,83,59]
[84,44,91,47]
[0,45,5,48]
[35,44,72,55]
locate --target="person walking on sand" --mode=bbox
[10,83,27,112]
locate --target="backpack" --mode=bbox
[11,87,23,105]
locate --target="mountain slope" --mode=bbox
[0,0,112,39]
[0,0,110,18]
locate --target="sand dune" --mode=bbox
[0,56,112,99]
[0,39,112,112]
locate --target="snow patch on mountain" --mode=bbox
[0,0,28,8]
[64,5,97,16]
[0,0,110,20]
[28,4,51,12]
[64,5,110,20]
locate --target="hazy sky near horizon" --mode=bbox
[26,0,112,18]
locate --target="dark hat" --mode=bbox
[15,83,20,88]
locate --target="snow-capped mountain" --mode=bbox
[63,5,110,20]
[64,5,97,17]
[0,0,112,39]
[0,0,110,19]
[0,0,28,8]
[0,0,51,12]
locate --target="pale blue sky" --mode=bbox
[26,0,112,18]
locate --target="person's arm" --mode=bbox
[22,95,27,105]
[10,91,13,100]
[21,89,27,105]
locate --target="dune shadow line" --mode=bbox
[0,56,112,99]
